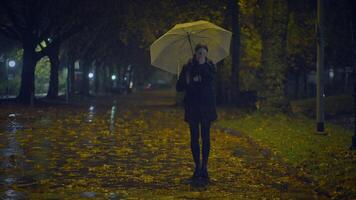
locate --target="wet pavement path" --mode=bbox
[0,90,327,199]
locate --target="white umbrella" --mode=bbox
[150,20,232,77]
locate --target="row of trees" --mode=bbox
[0,0,355,112]
[0,0,138,103]
[134,0,354,112]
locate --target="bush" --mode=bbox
[289,94,353,117]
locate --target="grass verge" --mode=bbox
[217,111,356,199]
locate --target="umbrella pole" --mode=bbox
[186,32,194,57]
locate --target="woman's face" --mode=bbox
[195,48,208,62]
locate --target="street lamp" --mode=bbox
[328,68,334,79]
[6,59,16,98]
[111,74,117,88]
[350,7,356,150]
[88,72,94,79]
[8,60,16,68]
[316,0,325,134]
[111,75,116,80]
[351,70,356,150]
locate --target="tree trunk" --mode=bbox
[229,0,241,105]
[99,64,107,93]
[294,69,300,99]
[94,63,100,94]
[69,59,75,96]
[47,42,60,98]
[302,69,308,98]
[103,65,110,93]
[81,60,90,96]
[259,0,289,113]
[17,39,38,105]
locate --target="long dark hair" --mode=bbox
[186,43,209,65]
[194,43,208,52]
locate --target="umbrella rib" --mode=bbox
[153,30,199,63]
[152,35,188,64]
[179,38,195,60]
[151,32,185,47]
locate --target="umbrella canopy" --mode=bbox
[150,20,232,75]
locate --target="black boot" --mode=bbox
[201,120,210,180]
[189,121,201,179]
[192,166,201,178]
[200,166,209,179]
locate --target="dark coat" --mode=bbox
[176,58,218,123]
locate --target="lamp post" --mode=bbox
[351,68,356,150]
[66,66,70,103]
[316,0,326,134]
[6,59,16,98]
[350,7,356,150]
[111,74,117,88]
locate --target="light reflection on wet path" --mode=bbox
[0,114,34,199]
[0,101,123,199]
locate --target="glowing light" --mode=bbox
[8,60,16,68]
[111,75,116,80]
[329,69,334,79]
[88,73,94,79]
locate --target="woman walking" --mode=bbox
[176,44,218,180]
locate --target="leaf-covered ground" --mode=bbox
[0,90,333,199]
[217,111,356,200]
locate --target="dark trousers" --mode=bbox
[188,119,211,170]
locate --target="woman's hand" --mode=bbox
[193,75,202,82]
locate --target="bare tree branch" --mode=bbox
[0,23,22,40]
[0,27,18,40]
[0,0,26,34]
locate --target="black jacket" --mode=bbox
[176,58,218,123]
